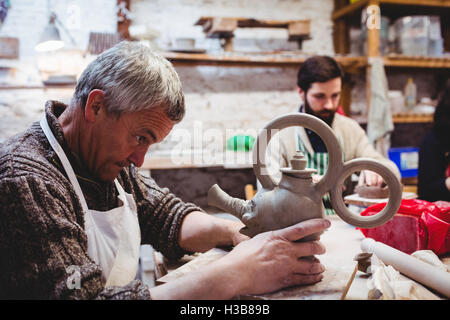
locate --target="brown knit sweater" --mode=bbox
[0,101,202,299]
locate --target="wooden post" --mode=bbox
[366,1,380,58]
[341,77,352,116]
[333,0,351,113]
[117,0,131,40]
[334,20,350,54]
[441,13,450,53]
[223,38,234,52]
[365,0,380,116]
[333,0,350,54]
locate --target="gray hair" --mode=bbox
[73,41,185,122]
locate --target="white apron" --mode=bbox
[40,116,141,287]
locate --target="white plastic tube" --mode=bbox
[361,238,450,298]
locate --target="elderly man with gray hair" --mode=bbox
[0,41,329,299]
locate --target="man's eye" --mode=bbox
[136,136,148,144]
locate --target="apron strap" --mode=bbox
[114,179,129,206]
[114,179,126,195]
[40,116,122,217]
[40,117,90,214]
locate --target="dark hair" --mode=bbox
[433,78,450,146]
[297,56,344,92]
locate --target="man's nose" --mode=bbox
[128,148,148,168]
[323,98,334,110]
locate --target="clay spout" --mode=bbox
[207,184,250,219]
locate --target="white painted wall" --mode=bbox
[131,0,334,55]
[0,0,117,140]
[1,0,338,155]
[0,0,117,59]
[0,0,435,160]
[129,0,336,156]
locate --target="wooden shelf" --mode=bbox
[352,113,433,123]
[195,17,310,29]
[163,51,450,69]
[332,0,450,115]
[195,16,310,44]
[1,55,447,91]
[142,152,253,170]
[332,0,372,20]
[392,113,434,123]
[162,51,306,67]
[383,55,450,68]
[332,0,450,21]
[162,51,368,70]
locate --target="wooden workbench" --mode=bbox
[156,214,449,300]
[157,215,364,299]
[141,151,253,170]
[344,192,417,207]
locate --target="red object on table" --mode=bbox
[358,199,450,256]
[336,105,346,116]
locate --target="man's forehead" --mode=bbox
[309,78,342,92]
[125,107,171,122]
[129,108,174,139]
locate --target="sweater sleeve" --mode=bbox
[418,132,450,201]
[346,119,401,180]
[0,174,151,300]
[132,172,204,260]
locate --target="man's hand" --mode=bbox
[222,218,330,296]
[150,218,330,300]
[227,220,250,246]
[359,170,384,187]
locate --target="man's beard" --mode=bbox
[304,99,335,127]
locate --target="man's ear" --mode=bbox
[297,86,305,101]
[84,89,106,123]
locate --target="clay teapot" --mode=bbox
[208,113,402,240]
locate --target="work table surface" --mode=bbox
[158,215,363,299]
[157,214,449,300]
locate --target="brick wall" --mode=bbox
[0,0,116,58]
[0,0,336,154]
[0,0,117,141]
[130,0,336,156]
[0,0,438,156]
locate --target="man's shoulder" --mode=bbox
[0,123,57,181]
[333,113,360,128]
[332,113,365,137]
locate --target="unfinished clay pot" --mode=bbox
[208,113,402,239]
[355,185,390,199]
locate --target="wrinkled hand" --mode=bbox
[359,170,384,187]
[223,218,330,296]
[228,220,250,246]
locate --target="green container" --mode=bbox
[226,135,255,152]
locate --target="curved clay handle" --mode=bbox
[253,113,343,194]
[329,158,402,228]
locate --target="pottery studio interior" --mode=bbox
[0,0,449,304]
